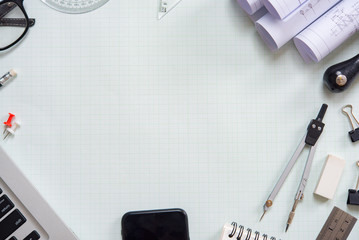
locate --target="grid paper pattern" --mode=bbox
[0,0,358,239]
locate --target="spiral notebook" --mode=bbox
[221,222,281,240]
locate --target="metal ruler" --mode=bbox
[316,207,357,240]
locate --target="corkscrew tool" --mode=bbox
[323,54,359,93]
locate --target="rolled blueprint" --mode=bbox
[263,0,308,19]
[247,7,268,23]
[255,0,341,51]
[237,0,263,15]
[294,1,359,63]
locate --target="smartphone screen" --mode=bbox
[121,208,190,240]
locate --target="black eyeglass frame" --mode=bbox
[0,0,34,51]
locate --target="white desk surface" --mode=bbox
[1,0,359,239]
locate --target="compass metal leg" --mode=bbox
[261,135,306,216]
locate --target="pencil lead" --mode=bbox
[285,224,289,232]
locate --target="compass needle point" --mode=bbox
[259,211,266,221]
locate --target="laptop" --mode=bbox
[0,146,79,240]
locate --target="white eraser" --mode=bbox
[9,69,17,77]
[314,154,345,199]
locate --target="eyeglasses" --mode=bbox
[0,0,35,51]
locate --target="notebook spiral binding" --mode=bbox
[228,222,278,240]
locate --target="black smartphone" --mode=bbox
[121,208,190,240]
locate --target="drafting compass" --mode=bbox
[260,104,328,232]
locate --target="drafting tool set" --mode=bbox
[0,70,16,88]
[41,0,109,14]
[158,0,182,19]
[314,154,345,200]
[221,222,281,240]
[323,54,359,93]
[261,104,328,232]
[2,1,359,240]
[341,105,359,142]
[2,113,20,140]
[347,161,359,206]
[237,0,359,62]
[316,207,357,240]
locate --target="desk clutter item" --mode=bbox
[341,105,359,142]
[3,113,15,134]
[347,161,359,206]
[323,54,359,93]
[121,208,190,240]
[221,222,281,240]
[262,0,302,20]
[314,154,345,200]
[236,0,358,62]
[0,1,35,51]
[0,70,16,88]
[4,120,20,140]
[3,113,20,140]
[261,104,327,232]
[41,0,109,14]
[158,0,182,19]
[237,0,263,15]
[347,189,359,206]
[316,207,357,240]
[294,1,359,63]
[0,146,79,239]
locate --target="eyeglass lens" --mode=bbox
[0,2,27,49]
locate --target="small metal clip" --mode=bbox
[347,161,359,205]
[342,105,359,142]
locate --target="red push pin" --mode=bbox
[3,113,15,134]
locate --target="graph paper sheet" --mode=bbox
[0,0,358,240]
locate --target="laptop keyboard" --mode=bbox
[0,184,46,240]
[0,194,15,219]
[0,209,27,240]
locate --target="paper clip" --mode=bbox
[342,105,359,142]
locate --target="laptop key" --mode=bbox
[0,188,2,194]
[0,195,14,219]
[0,209,26,240]
[9,237,17,240]
[23,231,40,240]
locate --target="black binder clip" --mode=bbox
[342,105,359,142]
[347,161,359,205]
